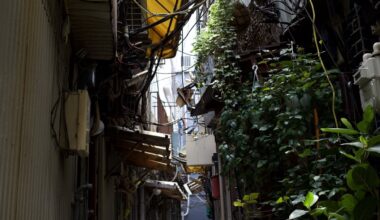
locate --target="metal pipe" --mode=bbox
[181,174,191,220]
[218,154,225,220]
[139,187,145,220]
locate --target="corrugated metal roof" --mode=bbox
[65,0,115,60]
[0,0,76,219]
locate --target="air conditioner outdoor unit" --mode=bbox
[65,90,90,157]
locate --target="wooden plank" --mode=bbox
[125,151,170,164]
[144,181,187,200]
[108,128,170,146]
[110,139,170,156]
[125,156,174,172]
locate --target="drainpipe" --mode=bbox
[181,195,191,220]
[139,187,145,220]
[181,175,191,220]
[218,154,225,220]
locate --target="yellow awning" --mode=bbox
[146,0,184,58]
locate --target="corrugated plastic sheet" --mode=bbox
[146,0,185,58]
[0,0,76,219]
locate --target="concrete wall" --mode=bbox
[0,0,76,219]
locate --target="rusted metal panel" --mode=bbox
[65,0,115,60]
[0,0,76,220]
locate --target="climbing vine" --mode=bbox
[193,0,242,100]
[192,0,366,219]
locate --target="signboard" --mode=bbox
[186,134,216,166]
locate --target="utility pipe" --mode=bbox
[181,174,191,220]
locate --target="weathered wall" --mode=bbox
[0,0,76,219]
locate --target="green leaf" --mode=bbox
[325,68,341,75]
[341,142,364,148]
[233,200,244,207]
[367,146,380,154]
[339,150,361,163]
[298,148,312,158]
[257,160,267,168]
[368,135,380,147]
[328,213,345,220]
[309,207,326,216]
[341,117,354,129]
[347,166,358,191]
[353,196,377,220]
[357,105,375,133]
[339,194,357,214]
[276,197,284,204]
[303,192,319,209]
[246,199,257,204]
[359,136,368,147]
[354,190,366,201]
[353,164,380,189]
[342,134,357,141]
[354,149,366,162]
[363,105,375,123]
[318,201,340,213]
[289,209,309,219]
[276,196,289,204]
[347,164,380,191]
[243,193,259,204]
[320,128,359,135]
[357,121,369,133]
[242,195,250,201]
[250,192,259,200]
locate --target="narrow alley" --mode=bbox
[1,0,380,220]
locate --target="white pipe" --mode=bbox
[171,165,179,181]
[181,195,191,219]
[181,175,191,220]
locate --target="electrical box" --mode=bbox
[65,90,90,157]
[354,42,380,113]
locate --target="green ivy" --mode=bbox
[193,0,353,218]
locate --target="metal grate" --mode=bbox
[344,4,375,68]
[126,0,144,33]
[182,55,191,68]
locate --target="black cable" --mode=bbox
[303,7,339,68]
[130,0,203,36]
[175,2,210,50]
[134,0,181,113]
[135,1,203,107]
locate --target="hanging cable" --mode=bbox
[308,0,338,128]
[136,1,202,103]
[134,0,182,113]
[175,2,211,51]
[132,0,206,17]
